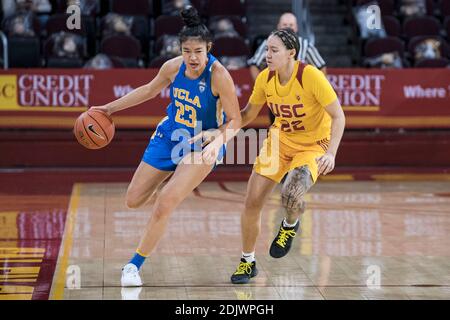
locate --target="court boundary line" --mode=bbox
[49,183,81,300]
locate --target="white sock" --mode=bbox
[283,218,299,228]
[241,251,255,263]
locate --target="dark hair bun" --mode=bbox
[180,6,202,28]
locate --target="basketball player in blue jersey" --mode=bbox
[91,6,241,287]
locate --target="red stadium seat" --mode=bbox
[403,16,441,39]
[211,36,250,57]
[100,34,141,67]
[364,36,405,57]
[440,0,450,17]
[110,0,153,16]
[148,55,173,68]
[154,15,184,39]
[382,15,401,37]
[205,0,246,17]
[414,57,450,68]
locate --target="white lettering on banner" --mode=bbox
[327,74,385,107]
[403,85,447,99]
[113,85,134,98]
[160,88,170,98]
[17,74,94,107]
[235,84,250,98]
[112,82,252,100]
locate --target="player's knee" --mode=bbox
[281,187,304,210]
[125,193,143,209]
[281,182,306,211]
[281,166,312,211]
[244,195,263,214]
[152,191,178,220]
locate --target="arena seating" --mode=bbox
[0,0,251,69]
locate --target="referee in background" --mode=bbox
[246,12,328,182]
[248,12,327,84]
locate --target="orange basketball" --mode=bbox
[73,109,115,149]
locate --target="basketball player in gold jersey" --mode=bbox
[230,28,346,283]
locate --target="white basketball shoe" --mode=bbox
[121,287,142,300]
[121,263,143,287]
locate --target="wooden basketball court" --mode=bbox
[43,180,450,300]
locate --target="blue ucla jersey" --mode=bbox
[165,53,226,136]
[142,54,227,171]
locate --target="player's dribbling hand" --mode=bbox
[188,129,221,147]
[90,105,112,116]
[201,141,221,165]
[316,152,335,176]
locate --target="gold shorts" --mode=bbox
[253,133,329,183]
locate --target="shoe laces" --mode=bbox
[276,228,297,248]
[123,265,138,276]
[234,261,252,275]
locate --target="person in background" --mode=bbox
[248,12,327,81]
[248,12,327,124]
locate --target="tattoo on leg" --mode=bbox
[281,166,313,218]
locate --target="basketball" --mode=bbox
[74,109,115,149]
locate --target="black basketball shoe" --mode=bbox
[269,220,300,258]
[231,258,258,284]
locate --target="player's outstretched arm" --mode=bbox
[240,102,265,128]
[92,58,179,115]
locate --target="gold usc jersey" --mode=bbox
[249,61,338,147]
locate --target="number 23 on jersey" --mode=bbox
[174,100,197,128]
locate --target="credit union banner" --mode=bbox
[0,68,449,129]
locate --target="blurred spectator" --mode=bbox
[162,0,192,16]
[50,31,85,59]
[219,56,247,70]
[414,38,442,62]
[159,34,181,57]
[209,17,240,39]
[1,0,52,17]
[363,52,404,68]
[84,53,113,69]
[248,12,327,81]
[399,0,426,18]
[353,1,387,39]
[3,11,36,37]
[102,13,134,38]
